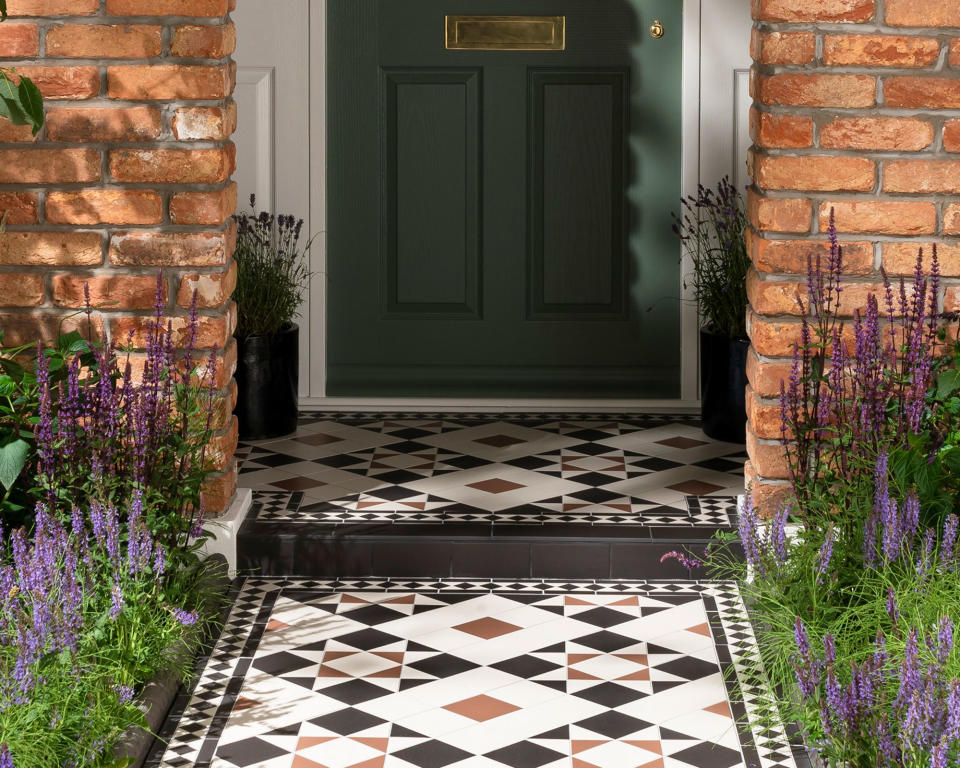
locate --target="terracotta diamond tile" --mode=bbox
[453,617,522,639]
[666,479,725,496]
[655,436,709,449]
[444,694,521,722]
[466,478,526,494]
[473,434,527,448]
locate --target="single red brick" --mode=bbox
[885,78,960,109]
[15,66,99,100]
[110,145,235,184]
[46,25,162,58]
[111,309,234,350]
[883,160,960,194]
[177,262,237,309]
[886,0,960,27]
[758,74,876,109]
[170,182,237,225]
[0,23,39,58]
[0,149,100,183]
[108,64,231,100]
[171,22,236,58]
[820,117,933,151]
[752,0,874,22]
[0,232,102,266]
[172,102,237,140]
[106,0,230,15]
[750,110,814,149]
[6,0,97,14]
[746,351,795,399]
[944,121,960,152]
[46,107,162,142]
[824,35,940,68]
[46,189,163,226]
[110,225,236,267]
[751,30,816,65]
[820,201,937,235]
[0,122,36,142]
[0,312,101,347]
[945,204,960,235]
[751,155,875,192]
[52,273,163,309]
[0,192,38,225]
[0,274,44,307]
[748,232,874,275]
[747,191,812,234]
[883,243,960,277]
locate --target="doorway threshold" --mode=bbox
[300,397,700,414]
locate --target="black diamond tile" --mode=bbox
[309,707,388,735]
[654,656,719,681]
[669,741,743,768]
[251,651,314,676]
[573,606,635,628]
[334,628,403,650]
[572,630,637,652]
[392,739,473,768]
[484,741,567,767]
[571,681,646,708]
[216,737,287,766]
[490,654,562,678]
[573,711,653,738]
[320,679,389,705]
[250,452,301,468]
[341,604,409,626]
[406,653,479,678]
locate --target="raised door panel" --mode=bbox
[528,69,627,319]
[382,69,481,317]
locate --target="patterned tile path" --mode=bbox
[236,414,746,527]
[146,579,804,768]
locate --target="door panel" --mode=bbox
[328,0,683,398]
[383,69,481,316]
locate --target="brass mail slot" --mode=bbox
[445,15,565,50]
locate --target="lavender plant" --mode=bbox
[671,177,750,339]
[233,196,312,340]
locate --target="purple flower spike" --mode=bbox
[816,528,834,584]
[174,609,199,627]
[659,550,703,570]
[0,744,12,768]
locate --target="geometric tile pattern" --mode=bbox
[237,413,746,527]
[146,579,799,768]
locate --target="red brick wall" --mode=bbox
[748,0,960,509]
[0,0,239,513]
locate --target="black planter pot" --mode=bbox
[235,323,299,441]
[699,327,749,444]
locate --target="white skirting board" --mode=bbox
[200,487,253,578]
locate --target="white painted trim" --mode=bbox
[200,487,252,578]
[303,0,707,408]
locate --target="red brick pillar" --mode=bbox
[747,0,960,510]
[0,0,239,513]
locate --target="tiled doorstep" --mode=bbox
[145,579,803,768]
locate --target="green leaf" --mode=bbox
[937,369,960,400]
[0,0,6,22]
[0,438,30,491]
[17,75,43,133]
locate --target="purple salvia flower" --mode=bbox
[943,514,959,570]
[937,616,954,666]
[174,608,199,626]
[738,496,764,575]
[770,505,788,566]
[946,680,960,742]
[659,550,703,570]
[0,744,12,768]
[816,527,834,584]
[110,579,124,619]
[931,740,949,768]
[887,588,901,626]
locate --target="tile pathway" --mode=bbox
[147,414,806,768]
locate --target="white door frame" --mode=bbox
[243,0,745,413]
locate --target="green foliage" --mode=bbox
[0,0,44,136]
[0,328,98,527]
[233,197,312,340]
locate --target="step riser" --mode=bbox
[237,535,740,579]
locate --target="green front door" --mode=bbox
[328,0,683,398]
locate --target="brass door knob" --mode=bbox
[650,19,664,38]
